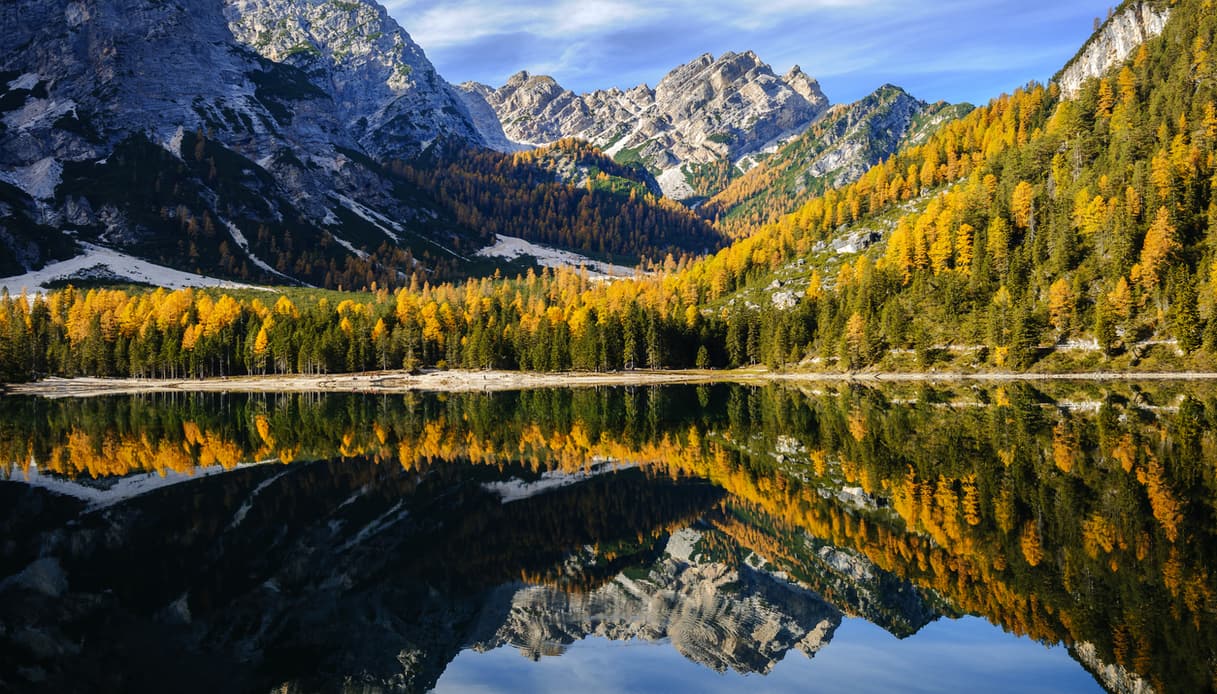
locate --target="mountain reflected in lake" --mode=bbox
[1,383,1214,693]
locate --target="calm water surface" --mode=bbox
[0,383,1212,693]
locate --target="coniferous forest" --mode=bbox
[1,0,1214,381]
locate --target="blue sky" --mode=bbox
[385,0,1117,106]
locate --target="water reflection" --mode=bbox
[0,383,1214,693]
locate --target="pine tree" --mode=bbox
[1169,272,1202,352]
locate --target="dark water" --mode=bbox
[0,383,1214,693]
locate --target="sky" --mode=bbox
[384,0,1119,106]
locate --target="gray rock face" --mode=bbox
[223,0,484,160]
[804,85,930,188]
[1,0,327,167]
[460,51,830,199]
[455,82,521,153]
[1058,3,1171,98]
[0,0,485,280]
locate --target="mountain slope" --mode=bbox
[701,85,973,236]
[0,0,494,288]
[1057,1,1172,97]
[396,139,726,264]
[223,0,485,160]
[458,52,830,200]
[678,0,1204,373]
[0,0,732,290]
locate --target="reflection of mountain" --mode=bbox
[471,529,841,674]
[0,461,718,692]
[0,454,938,693]
[3,382,1212,693]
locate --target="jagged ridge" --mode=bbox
[458,51,830,200]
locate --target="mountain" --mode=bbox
[702,85,973,236]
[396,139,725,267]
[0,440,944,692]
[470,531,843,674]
[458,52,831,200]
[0,0,717,291]
[223,0,485,160]
[669,0,1200,373]
[0,0,495,288]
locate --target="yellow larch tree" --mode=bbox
[1137,206,1178,290]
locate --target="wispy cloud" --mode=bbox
[386,0,1117,104]
[387,0,661,48]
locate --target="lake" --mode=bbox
[0,382,1213,693]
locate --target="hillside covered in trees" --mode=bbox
[2,0,1214,381]
[394,139,726,263]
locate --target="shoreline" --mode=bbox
[8,368,1217,398]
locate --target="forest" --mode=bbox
[0,0,1213,380]
[394,138,726,262]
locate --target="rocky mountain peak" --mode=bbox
[224,0,483,159]
[703,81,974,234]
[472,532,843,674]
[457,50,832,199]
[784,65,829,112]
[0,0,495,286]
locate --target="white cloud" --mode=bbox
[389,0,1117,105]
[388,0,660,47]
[388,0,894,48]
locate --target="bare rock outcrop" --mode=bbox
[1058,3,1171,98]
[460,51,830,199]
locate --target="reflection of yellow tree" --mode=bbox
[1020,521,1044,567]
[1052,421,1079,473]
[1111,433,1138,473]
[1138,454,1183,543]
[1082,512,1117,558]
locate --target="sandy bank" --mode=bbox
[8,368,1217,398]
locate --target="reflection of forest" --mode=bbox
[1,383,1214,693]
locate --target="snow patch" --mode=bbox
[665,527,702,562]
[482,461,637,504]
[7,73,40,91]
[162,126,186,160]
[340,500,408,551]
[222,218,301,283]
[228,470,290,529]
[332,193,402,242]
[475,234,636,279]
[0,242,263,294]
[327,231,369,259]
[656,166,697,201]
[332,193,470,262]
[6,461,272,511]
[0,156,61,200]
[4,96,75,133]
